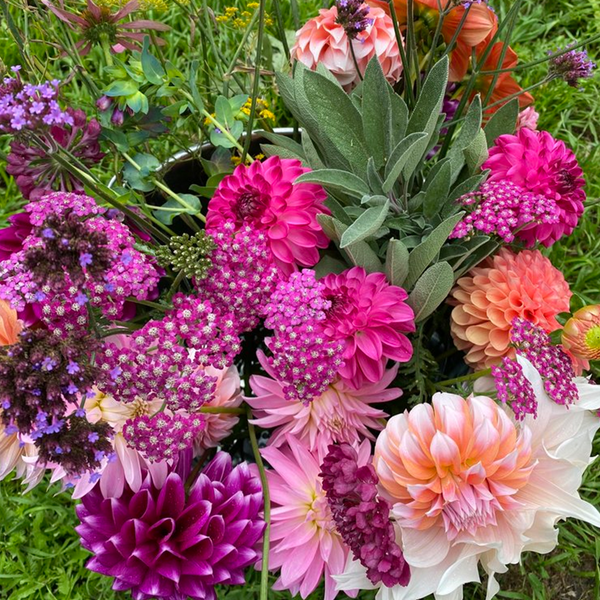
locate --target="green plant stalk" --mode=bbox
[200,406,246,415]
[247,407,271,600]
[223,9,260,95]
[387,0,414,107]
[197,105,252,157]
[484,77,551,111]
[349,41,364,82]
[242,0,267,162]
[271,0,290,62]
[126,298,170,311]
[436,368,492,388]
[425,0,453,74]
[166,270,186,300]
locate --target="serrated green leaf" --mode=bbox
[385,238,410,286]
[302,69,370,178]
[362,58,392,169]
[275,72,300,118]
[423,160,452,218]
[141,36,165,85]
[382,132,428,193]
[340,201,389,248]
[295,169,370,199]
[404,212,464,289]
[464,128,489,172]
[408,261,455,322]
[484,98,519,147]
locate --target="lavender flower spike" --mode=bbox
[549,44,596,88]
[335,0,374,39]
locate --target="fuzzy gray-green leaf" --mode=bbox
[385,239,410,286]
[484,98,519,147]
[423,160,452,218]
[295,169,370,199]
[382,132,428,193]
[340,201,390,248]
[408,261,455,322]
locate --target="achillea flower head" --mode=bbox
[492,356,537,420]
[484,128,586,246]
[449,248,571,369]
[0,67,73,133]
[76,452,264,600]
[320,443,410,587]
[563,304,600,360]
[261,436,356,600]
[549,45,596,88]
[206,156,330,275]
[247,351,400,455]
[42,0,169,55]
[321,267,415,389]
[6,108,105,200]
[199,222,281,333]
[335,0,374,39]
[292,4,402,89]
[450,180,561,245]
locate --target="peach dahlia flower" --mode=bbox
[449,248,571,369]
[335,357,600,599]
[292,4,402,89]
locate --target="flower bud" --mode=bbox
[95,95,112,111]
[110,107,124,126]
[562,304,600,360]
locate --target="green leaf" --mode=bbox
[259,130,305,157]
[122,153,160,192]
[295,169,370,199]
[404,212,464,289]
[104,79,138,97]
[362,57,392,169]
[334,221,383,273]
[188,60,203,113]
[210,120,243,148]
[484,98,519,147]
[448,95,482,177]
[125,90,149,114]
[153,194,201,224]
[100,128,129,152]
[325,196,353,225]
[302,69,370,178]
[408,261,455,322]
[301,130,326,170]
[464,128,489,172]
[382,132,428,193]
[276,72,300,121]
[314,254,348,279]
[215,95,234,126]
[260,144,305,162]
[385,238,410,286]
[141,36,165,85]
[403,56,449,177]
[388,88,409,149]
[423,160,452,218]
[448,171,488,203]
[366,157,385,195]
[317,214,341,241]
[340,201,390,248]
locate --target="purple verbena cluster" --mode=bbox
[122,412,205,462]
[320,443,410,587]
[492,356,537,420]
[0,66,73,133]
[264,270,345,403]
[335,0,373,39]
[200,221,281,333]
[549,45,596,88]
[450,181,560,244]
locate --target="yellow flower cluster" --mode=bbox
[216,3,273,28]
[231,153,265,166]
[95,0,188,10]
[241,97,275,122]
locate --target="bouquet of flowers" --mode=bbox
[0,1,599,599]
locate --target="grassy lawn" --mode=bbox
[0,1,599,599]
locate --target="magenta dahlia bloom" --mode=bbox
[321,267,415,388]
[206,157,330,275]
[483,128,586,246]
[76,452,264,600]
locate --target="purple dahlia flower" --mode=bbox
[76,452,264,600]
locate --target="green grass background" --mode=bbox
[0,0,599,598]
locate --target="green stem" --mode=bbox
[100,35,114,67]
[436,368,492,388]
[197,104,251,157]
[271,0,290,62]
[387,0,413,107]
[167,270,186,300]
[349,41,364,81]
[126,298,170,311]
[199,406,246,415]
[484,78,550,112]
[223,9,260,95]
[247,407,271,600]
[242,0,267,163]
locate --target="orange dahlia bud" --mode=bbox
[562,305,600,360]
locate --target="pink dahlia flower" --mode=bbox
[261,436,365,600]
[292,4,403,89]
[76,453,264,600]
[483,128,586,246]
[449,248,571,370]
[247,351,401,455]
[321,267,415,388]
[516,106,539,131]
[193,365,243,451]
[335,361,600,600]
[206,157,330,275]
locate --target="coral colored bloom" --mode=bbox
[0,300,21,345]
[484,128,586,246]
[292,4,402,89]
[42,0,169,55]
[449,248,571,370]
[517,106,539,131]
[247,352,401,455]
[206,157,330,275]
[262,436,365,600]
[322,267,415,388]
[336,363,600,599]
[563,304,600,361]
[76,453,264,600]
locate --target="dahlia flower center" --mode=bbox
[306,488,336,532]
[234,189,269,225]
[441,490,500,539]
[556,168,577,194]
[585,325,600,350]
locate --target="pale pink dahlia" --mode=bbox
[206,157,329,275]
[292,4,402,89]
[516,106,539,131]
[247,352,401,455]
[449,248,571,369]
[334,363,600,600]
[483,128,586,246]
[262,436,364,600]
[322,267,415,388]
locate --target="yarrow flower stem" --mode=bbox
[247,406,271,600]
[436,368,492,389]
[199,406,246,415]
